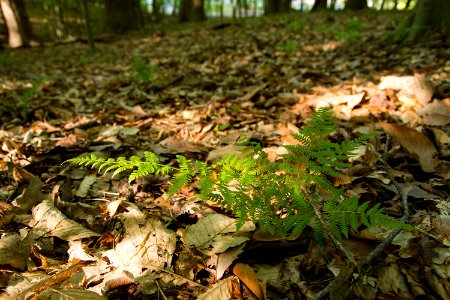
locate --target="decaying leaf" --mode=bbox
[216,244,246,280]
[31,200,100,241]
[184,214,255,256]
[380,122,438,172]
[103,203,176,277]
[197,276,235,300]
[75,174,97,198]
[0,234,32,269]
[37,288,107,300]
[232,263,264,300]
[419,100,450,126]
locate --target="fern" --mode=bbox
[65,152,172,183]
[65,108,410,242]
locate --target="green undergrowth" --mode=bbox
[65,108,411,242]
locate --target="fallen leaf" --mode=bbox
[206,145,245,162]
[103,203,176,277]
[38,288,107,300]
[380,122,438,172]
[216,244,245,280]
[232,263,263,300]
[418,100,450,126]
[197,276,235,300]
[31,200,100,241]
[184,214,254,256]
[75,174,97,198]
[0,234,31,269]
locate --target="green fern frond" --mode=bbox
[65,108,410,244]
[65,151,170,183]
[168,155,195,195]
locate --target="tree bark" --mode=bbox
[265,0,291,15]
[329,0,337,10]
[404,0,412,10]
[179,0,205,22]
[311,0,327,12]
[104,0,141,33]
[152,0,161,22]
[81,0,94,54]
[43,0,68,40]
[345,0,367,10]
[395,0,450,42]
[0,0,33,48]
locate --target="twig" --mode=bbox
[300,186,356,266]
[155,280,169,300]
[362,159,411,267]
[312,156,412,300]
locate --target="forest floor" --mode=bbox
[0,10,449,300]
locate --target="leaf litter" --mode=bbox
[0,11,449,299]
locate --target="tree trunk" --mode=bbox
[152,0,161,22]
[81,0,94,54]
[0,0,33,47]
[237,0,242,17]
[395,0,450,42]
[345,0,367,10]
[179,0,205,22]
[393,0,398,10]
[380,0,386,10]
[404,0,412,10]
[172,0,179,15]
[265,0,291,14]
[104,0,141,33]
[299,0,304,11]
[311,0,327,12]
[329,0,337,10]
[43,0,68,40]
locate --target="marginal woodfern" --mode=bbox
[65,108,411,241]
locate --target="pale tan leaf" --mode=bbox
[380,122,438,172]
[419,100,450,126]
[103,203,176,277]
[216,244,245,280]
[31,200,100,241]
[232,263,263,300]
[197,277,235,300]
[206,145,246,163]
[37,288,107,300]
[153,136,208,155]
[75,174,97,198]
[99,125,139,138]
[67,241,96,262]
[12,263,85,300]
[184,214,254,255]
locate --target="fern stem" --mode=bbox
[313,159,412,300]
[299,186,356,266]
[361,158,411,267]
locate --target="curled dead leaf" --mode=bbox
[380,122,438,172]
[232,263,263,300]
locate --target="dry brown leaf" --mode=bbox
[216,244,245,280]
[418,99,450,126]
[0,234,32,269]
[380,122,438,172]
[197,276,235,300]
[153,136,209,154]
[232,263,263,300]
